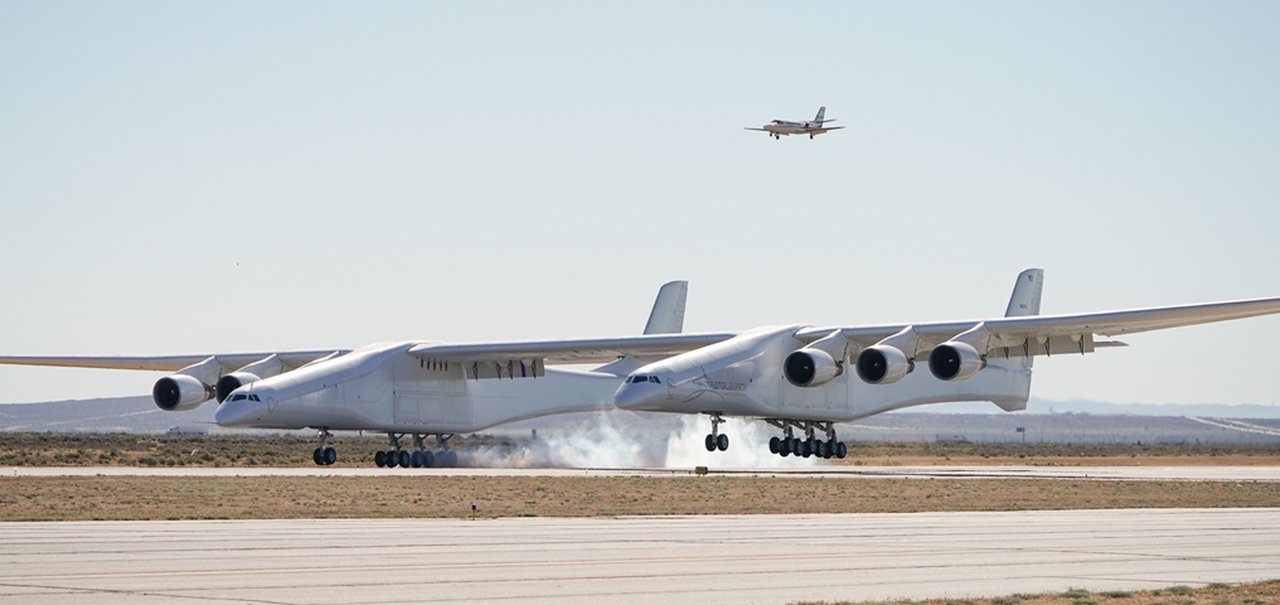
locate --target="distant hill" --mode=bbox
[1,396,1277,445]
[0,396,219,434]
[901,399,1280,419]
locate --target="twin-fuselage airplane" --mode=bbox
[3,272,1278,467]
[745,105,845,139]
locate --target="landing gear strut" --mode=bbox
[311,428,337,466]
[765,420,847,459]
[703,413,729,452]
[374,432,459,468]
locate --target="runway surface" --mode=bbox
[13,464,1280,482]
[2,508,1278,604]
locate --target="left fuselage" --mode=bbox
[214,342,622,433]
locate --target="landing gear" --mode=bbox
[765,420,847,460]
[311,429,336,466]
[374,433,458,468]
[374,433,406,468]
[704,413,729,452]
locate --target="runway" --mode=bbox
[2,508,1278,604]
[12,464,1280,482]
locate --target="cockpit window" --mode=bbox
[628,375,661,384]
[648,376,660,384]
[231,394,247,402]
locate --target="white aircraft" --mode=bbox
[613,270,1280,459]
[745,105,845,139]
[0,281,733,468]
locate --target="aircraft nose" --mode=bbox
[614,380,663,411]
[214,391,265,427]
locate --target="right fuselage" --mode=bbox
[613,326,1031,422]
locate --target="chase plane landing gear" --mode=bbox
[703,413,729,452]
[311,428,337,466]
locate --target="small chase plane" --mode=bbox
[746,105,845,139]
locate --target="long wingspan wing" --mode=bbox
[408,332,734,365]
[0,350,345,373]
[796,296,1280,357]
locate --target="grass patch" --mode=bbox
[796,579,1280,604]
[0,476,1278,521]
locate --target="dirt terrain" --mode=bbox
[2,433,1278,467]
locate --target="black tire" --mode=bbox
[768,436,780,454]
[446,450,458,467]
[312,448,323,465]
[323,447,336,465]
[716,433,729,451]
[374,451,387,468]
[410,451,422,468]
[779,439,791,456]
[836,442,848,459]
[800,440,812,458]
[422,451,434,467]
[398,451,411,468]
[790,437,802,454]
[704,434,716,452]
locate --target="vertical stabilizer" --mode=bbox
[1005,268,1044,317]
[986,268,1043,411]
[643,280,688,334]
[813,106,827,123]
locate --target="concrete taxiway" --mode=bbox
[13,464,1280,482]
[2,508,1278,604]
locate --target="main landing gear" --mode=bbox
[765,420,847,459]
[312,428,337,465]
[703,413,729,451]
[374,433,460,469]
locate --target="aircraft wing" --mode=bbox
[0,350,345,373]
[408,332,734,365]
[744,127,771,131]
[795,296,1280,357]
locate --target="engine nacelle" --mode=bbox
[783,348,843,387]
[215,372,262,403]
[152,374,214,411]
[855,345,914,384]
[928,342,986,381]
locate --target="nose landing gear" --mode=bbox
[311,428,337,465]
[703,413,729,452]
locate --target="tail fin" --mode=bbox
[813,106,827,123]
[1004,268,1044,317]
[986,268,1043,411]
[643,280,688,334]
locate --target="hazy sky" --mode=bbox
[2,1,1278,406]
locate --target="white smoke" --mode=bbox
[464,412,826,469]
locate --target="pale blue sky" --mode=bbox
[1,1,1278,405]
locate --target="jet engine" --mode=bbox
[854,345,913,384]
[783,348,842,387]
[928,342,986,381]
[215,371,262,403]
[152,374,214,411]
